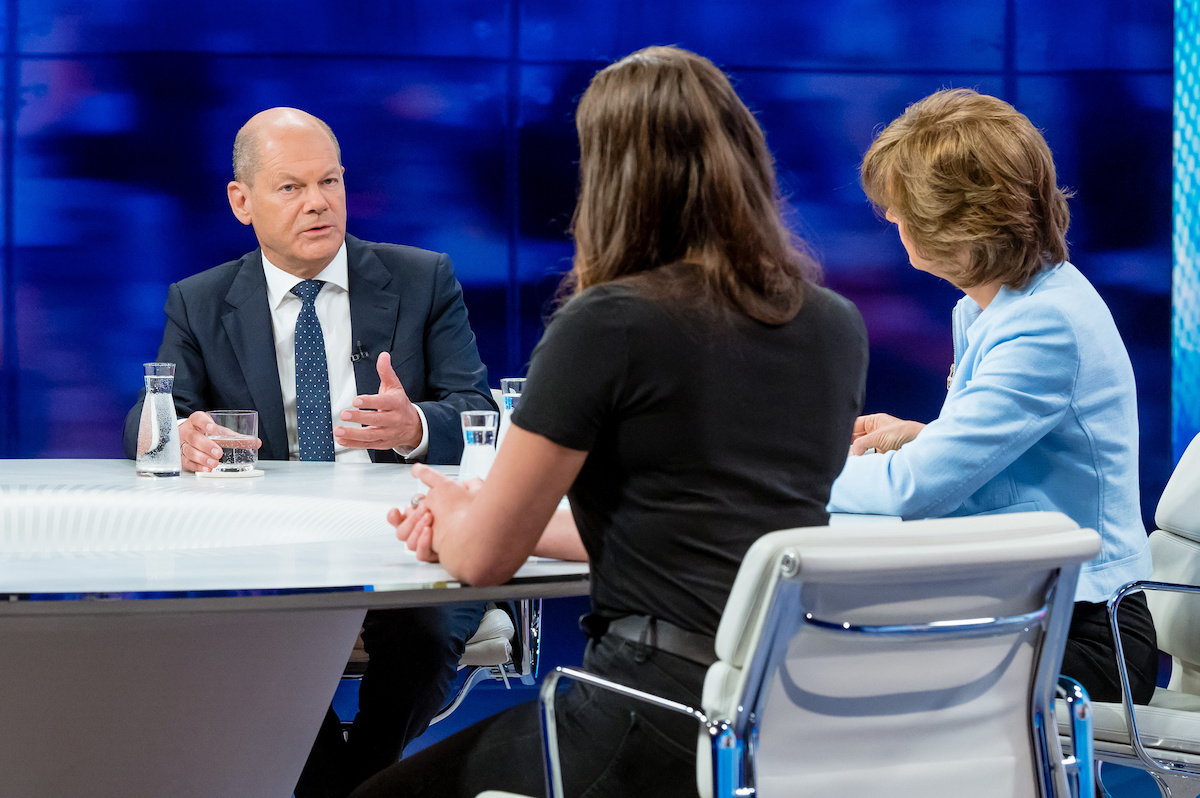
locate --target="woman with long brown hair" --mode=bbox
[352,45,868,798]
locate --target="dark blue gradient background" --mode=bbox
[0,1,1174,527]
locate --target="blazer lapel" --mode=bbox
[346,235,401,396]
[221,251,289,460]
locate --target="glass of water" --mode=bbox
[208,410,259,473]
[459,410,498,482]
[497,377,525,450]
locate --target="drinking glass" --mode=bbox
[135,362,182,477]
[459,410,498,482]
[209,411,259,473]
[497,377,526,450]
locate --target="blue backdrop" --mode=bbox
[0,0,1176,525]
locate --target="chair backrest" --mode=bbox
[699,512,1099,798]
[1146,433,1200,694]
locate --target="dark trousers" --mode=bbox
[295,601,486,798]
[349,634,708,798]
[1061,591,1158,705]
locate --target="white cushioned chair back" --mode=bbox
[1157,433,1200,541]
[700,512,1098,798]
[1149,432,1200,694]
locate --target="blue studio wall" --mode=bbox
[0,2,1177,523]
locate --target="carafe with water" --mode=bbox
[135,362,182,477]
[496,377,525,450]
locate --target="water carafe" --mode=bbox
[496,377,525,450]
[135,362,182,477]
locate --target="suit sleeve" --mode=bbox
[413,253,496,465]
[121,283,211,459]
[828,305,1079,518]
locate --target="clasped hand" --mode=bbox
[850,412,926,455]
[335,351,423,452]
[388,464,481,563]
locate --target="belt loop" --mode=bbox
[633,617,652,663]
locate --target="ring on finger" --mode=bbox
[410,494,424,508]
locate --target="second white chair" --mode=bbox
[1056,431,1200,797]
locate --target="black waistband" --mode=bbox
[584,614,718,668]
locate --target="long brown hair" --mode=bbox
[567,46,818,324]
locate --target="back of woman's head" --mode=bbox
[860,88,1071,290]
[570,45,817,323]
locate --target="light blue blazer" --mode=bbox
[828,262,1152,602]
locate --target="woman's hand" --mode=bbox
[388,464,473,563]
[850,413,926,455]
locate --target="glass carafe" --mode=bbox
[135,362,182,477]
[497,377,526,450]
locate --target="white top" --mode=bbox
[261,243,429,462]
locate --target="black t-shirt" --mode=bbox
[513,279,868,637]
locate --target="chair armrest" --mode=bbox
[1056,676,1095,798]
[537,666,736,798]
[1106,580,1200,778]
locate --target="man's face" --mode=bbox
[228,124,346,279]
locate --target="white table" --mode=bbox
[0,459,589,798]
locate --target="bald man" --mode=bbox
[123,108,492,797]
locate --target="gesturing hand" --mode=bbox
[335,351,423,452]
[388,464,475,562]
[850,412,926,456]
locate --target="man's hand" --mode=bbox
[178,410,262,472]
[335,351,423,452]
[850,412,926,456]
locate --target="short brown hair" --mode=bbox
[568,46,818,324]
[860,88,1071,289]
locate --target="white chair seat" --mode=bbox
[460,606,515,668]
[1057,687,1200,757]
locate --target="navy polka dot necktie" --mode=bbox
[291,279,336,461]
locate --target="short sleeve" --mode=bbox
[511,288,629,452]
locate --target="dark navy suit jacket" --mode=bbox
[123,234,495,465]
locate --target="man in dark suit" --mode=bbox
[123,107,493,798]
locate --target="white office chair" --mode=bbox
[1057,432,1200,797]
[342,598,542,728]
[485,511,1098,798]
[431,598,543,722]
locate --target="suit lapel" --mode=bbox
[346,235,401,396]
[221,251,289,460]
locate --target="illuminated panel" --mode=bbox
[1176,0,1200,457]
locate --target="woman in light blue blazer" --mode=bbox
[828,88,1158,704]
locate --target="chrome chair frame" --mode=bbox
[537,552,1093,798]
[1104,580,1200,786]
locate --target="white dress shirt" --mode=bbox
[261,243,428,462]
